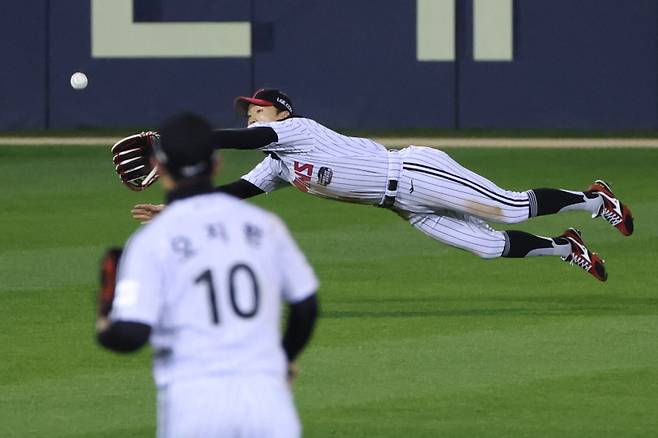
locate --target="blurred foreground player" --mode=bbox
[115,89,633,282]
[97,113,319,437]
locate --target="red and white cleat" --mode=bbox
[587,179,634,236]
[560,228,607,282]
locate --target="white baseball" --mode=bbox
[70,72,88,90]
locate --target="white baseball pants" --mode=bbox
[394,146,532,259]
[157,376,300,438]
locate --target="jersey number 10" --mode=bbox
[195,264,260,325]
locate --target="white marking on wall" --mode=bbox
[417,0,455,61]
[91,0,251,58]
[473,0,513,61]
[417,0,513,62]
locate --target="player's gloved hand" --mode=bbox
[98,247,123,318]
[131,203,166,224]
[111,131,160,191]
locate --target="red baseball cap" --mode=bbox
[234,88,294,116]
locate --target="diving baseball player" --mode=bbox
[114,89,634,282]
[98,113,319,437]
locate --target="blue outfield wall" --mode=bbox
[0,0,48,129]
[457,0,658,130]
[0,0,656,130]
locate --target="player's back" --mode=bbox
[131,193,296,387]
[251,117,393,203]
[260,116,388,156]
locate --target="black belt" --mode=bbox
[379,179,398,208]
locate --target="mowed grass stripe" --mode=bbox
[297,315,658,437]
[303,367,658,437]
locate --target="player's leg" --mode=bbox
[398,147,632,234]
[405,211,507,259]
[406,211,606,281]
[397,147,531,224]
[526,182,632,236]
[503,228,606,281]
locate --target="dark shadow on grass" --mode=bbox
[322,304,655,319]
[65,426,154,438]
[334,295,658,306]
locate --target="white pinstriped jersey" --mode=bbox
[243,117,391,204]
[110,192,318,388]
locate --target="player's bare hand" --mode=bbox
[287,362,299,386]
[131,203,165,224]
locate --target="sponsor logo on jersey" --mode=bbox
[293,161,313,192]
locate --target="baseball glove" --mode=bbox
[98,247,123,318]
[111,131,160,191]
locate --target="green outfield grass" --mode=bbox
[0,145,657,437]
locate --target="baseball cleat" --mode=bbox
[560,228,607,282]
[587,179,634,236]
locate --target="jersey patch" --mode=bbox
[114,280,139,308]
[317,167,333,186]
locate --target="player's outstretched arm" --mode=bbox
[111,128,277,192]
[211,127,278,150]
[129,179,264,224]
[216,178,266,199]
[282,294,319,385]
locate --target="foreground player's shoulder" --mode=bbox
[199,191,281,226]
[120,218,162,262]
[151,192,283,237]
[236,196,284,228]
[222,196,289,236]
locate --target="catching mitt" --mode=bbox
[98,247,123,318]
[111,131,160,191]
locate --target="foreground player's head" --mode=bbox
[234,88,293,126]
[152,112,218,191]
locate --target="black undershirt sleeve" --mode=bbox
[215,178,265,199]
[282,294,319,362]
[211,127,278,150]
[97,321,151,353]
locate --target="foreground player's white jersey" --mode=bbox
[244,117,391,204]
[110,193,318,388]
